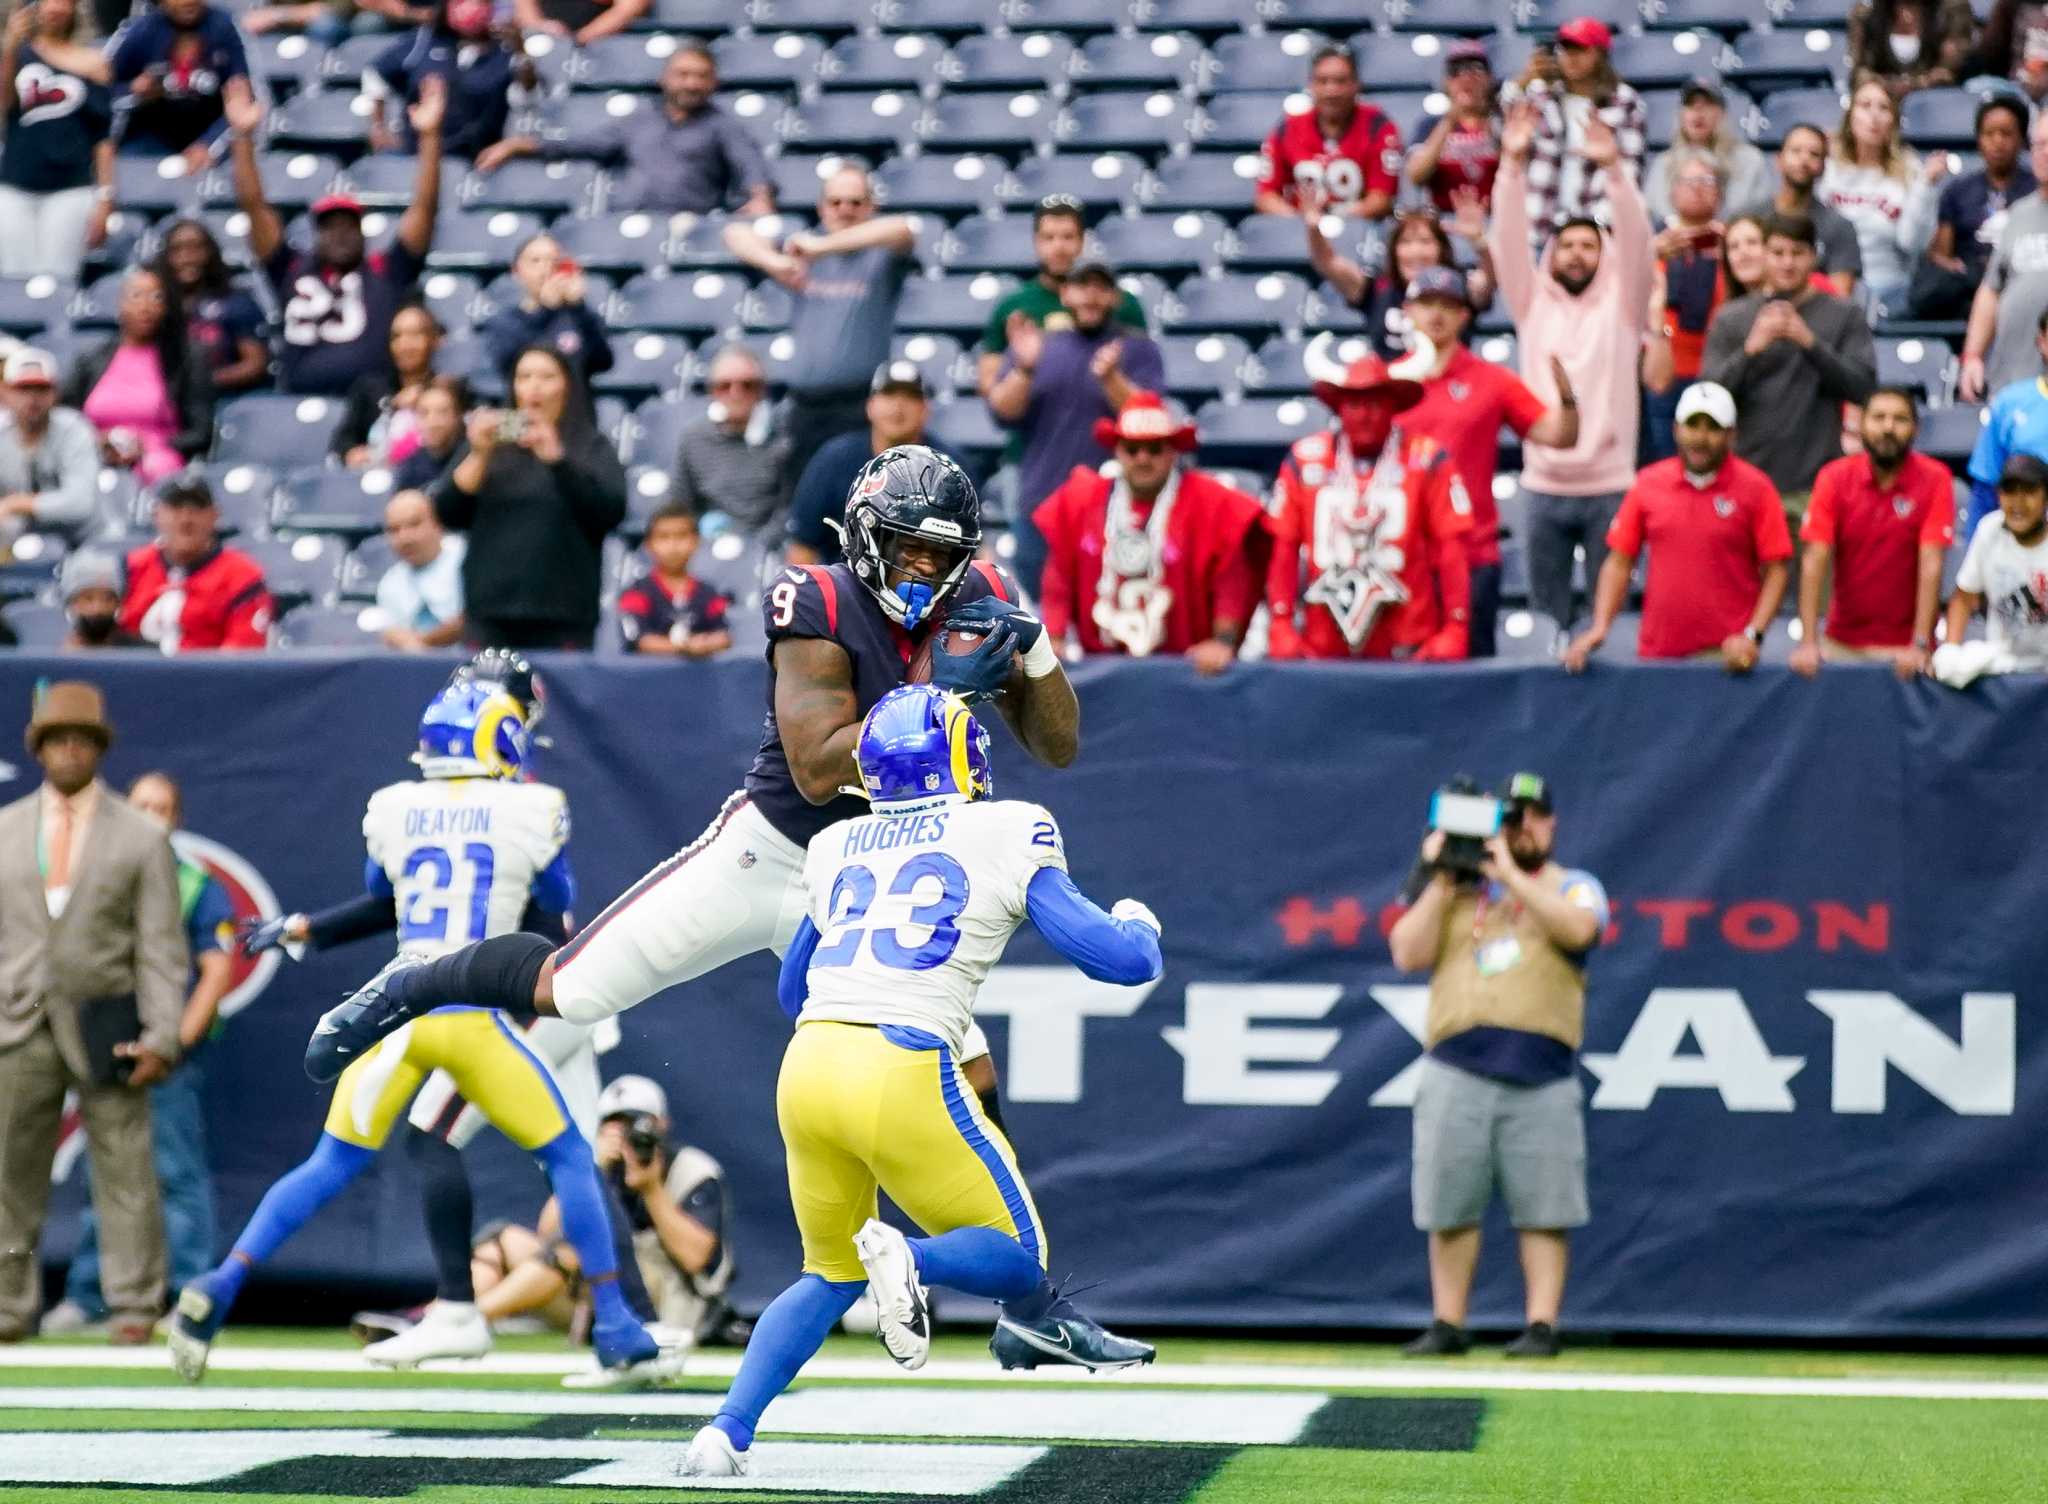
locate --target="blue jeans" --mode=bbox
[65,1051,215,1317]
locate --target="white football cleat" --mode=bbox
[679,1424,748,1478]
[853,1218,930,1371]
[363,1300,491,1369]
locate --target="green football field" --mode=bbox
[3,1327,2045,1503]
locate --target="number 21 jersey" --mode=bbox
[797,799,1067,1053]
[364,778,573,958]
[264,241,426,396]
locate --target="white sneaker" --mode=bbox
[38,1300,95,1335]
[853,1218,930,1371]
[363,1301,490,1369]
[679,1424,747,1478]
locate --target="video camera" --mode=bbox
[1429,775,1505,881]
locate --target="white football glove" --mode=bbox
[1111,898,1161,938]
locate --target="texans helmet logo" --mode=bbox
[1713,496,1736,519]
[1893,496,1913,520]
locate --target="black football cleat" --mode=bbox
[305,954,430,1082]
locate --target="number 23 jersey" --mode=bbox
[364,778,574,958]
[797,800,1067,1053]
[264,240,426,396]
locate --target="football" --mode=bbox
[905,623,989,684]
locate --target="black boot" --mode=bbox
[1401,1319,1471,1357]
[1505,1321,1562,1358]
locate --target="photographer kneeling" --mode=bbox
[1387,774,1609,1359]
[471,1075,736,1366]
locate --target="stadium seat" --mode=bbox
[741,281,794,332]
[937,216,1041,274]
[821,33,946,92]
[530,90,652,158]
[426,210,548,272]
[273,602,382,647]
[272,465,401,537]
[623,465,677,535]
[549,211,670,274]
[667,215,751,270]
[1001,0,1122,34]
[714,31,828,91]
[766,154,836,211]
[199,150,344,215]
[67,275,123,332]
[1774,0,1853,22]
[341,153,465,213]
[1918,401,1986,466]
[1493,607,1565,660]
[875,154,1004,215]
[268,94,376,156]
[321,34,393,86]
[1725,26,1843,93]
[782,92,924,153]
[1192,395,1324,462]
[1056,92,1200,154]
[1206,33,1326,95]
[0,275,70,336]
[891,332,969,394]
[1510,0,1645,37]
[1194,93,1292,153]
[1,599,68,646]
[1153,332,1250,401]
[247,34,328,97]
[1640,0,1770,35]
[945,33,1076,93]
[462,160,601,218]
[157,462,275,537]
[733,329,809,386]
[1901,89,1979,149]
[1757,88,1847,148]
[923,93,1060,154]
[897,272,1014,337]
[1608,31,1731,91]
[577,34,687,91]
[748,0,870,33]
[999,152,1144,214]
[1243,332,1375,396]
[1069,32,1207,93]
[1142,152,1265,212]
[339,534,394,599]
[1354,33,1471,95]
[598,331,692,401]
[922,398,1006,462]
[1223,213,1326,271]
[412,270,484,332]
[627,396,714,468]
[215,396,342,473]
[1639,90,1684,151]
[113,154,204,218]
[1157,271,1312,336]
[875,0,996,34]
[0,530,63,599]
[1091,211,1226,274]
[241,535,346,609]
[613,271,750,336]
[1381,0,1499,32]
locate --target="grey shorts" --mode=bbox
[1411,1056,1589,1232]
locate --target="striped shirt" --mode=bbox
[672,416,791,532]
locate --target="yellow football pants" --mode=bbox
[778,1021,1047,1284]
[324,1008,570,1153]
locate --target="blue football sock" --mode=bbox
[1001,1275,1061,1325]
[217,1134,376,1306]
[909,1227,1042,1302]
[533,1127,629,1326]
[712,1274,863,1451]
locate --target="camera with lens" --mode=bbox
[1429,774,1505,883]
[622,1112,664,1165]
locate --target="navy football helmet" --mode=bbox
[840,445,981,631]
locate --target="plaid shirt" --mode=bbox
[1512,80,1647,255]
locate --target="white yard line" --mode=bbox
[1,1345,2044,1402]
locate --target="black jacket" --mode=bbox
[481,300,615,386]
[62,338,214,461]
[432,427,625,629]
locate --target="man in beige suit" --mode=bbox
[0,682,187,1343]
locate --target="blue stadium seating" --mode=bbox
[1133,0,1271,32]
[1609,30,1732,90]
[821,34,946,92]
[945,33,1077,93]
[1070,33,1208,93]
[1224,214,1327,271]
[1757,88,1848,148]
[1901,90,1981,149]
[891,332,969,393]
[1919,402,1987,466]
[1640,0,1773,35]
[876,0,997,35]
[1356,35,1469,95]
[939,217,1042,274]
[1382,0,1500,32]
[1774,0,1854,23]
[462,160,601,218]
[551,212,670,274]
[1158,271,1313,335]
[1244,332,1375,396]
[768,155,838,211]
[247,34,328,97]
[924,92,1061,153]
[875,154,1005,215]
[152,463,274,538]
[1876,337,1954,399]
[1206,33,1325,95]
[1003,0,1123,35]
[627,397,715,468]
[922,398,1007,460]
[1091,211,1226,274]
[782,92,924,153]
[2,600,68,647]
[0,276,72,336]
[241,535,346,609]
[715,32,829,91]
[1725,27,1844,93]
[426,211,548,272]
[1059,91,1201,153]
[648,0,729,25]
[415,271,487,332]
[740,281,796,332]
[341,154,464,213]
[750,0,870,33]
[1000,152,1146,213]
[268,94,378,155]
[1194,93,1289,152]
[339,534,394,600]
[577,35,687,92]
[1144,152,1264,212]
[1512,0,1646,36]
[214,396,342,472]
[530,91,650,157]
[112,155,201,219]
[273,603,382,647]
[613,271,752,336]
[1192,395,1323,462]
[322,34,394,86]
[273,467,399,537]
[68,276,123,332]
[1152,332,1250,400]
[0,532,64,600]
[624,465,677,534]
[897,273,1016,338]
[199,152,344,214]
[668,217,750,270]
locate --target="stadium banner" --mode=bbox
[11,654,2045,1339]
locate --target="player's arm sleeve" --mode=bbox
[777,915,820,1020]
[302,856,400,950]
[1025,867,1162,985]
[518,898,569,946]
[529,848,575,918]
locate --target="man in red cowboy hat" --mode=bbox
[1033,392,1268,673]
[1266,335,1474,661]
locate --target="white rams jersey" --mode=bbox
[364,778,572,958]
[797,799,1067,1053]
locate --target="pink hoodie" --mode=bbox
[1488,156,1654,498]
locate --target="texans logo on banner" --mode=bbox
[1305,461,1411,649]
[50,831,282,1185]
[14,63,84,127]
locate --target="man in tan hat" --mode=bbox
[0,681,187,1343]
[1032,391,1268,673]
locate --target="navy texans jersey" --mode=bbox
[745,560,1016,846]
[3,45,110,194]
[264,242,426,396]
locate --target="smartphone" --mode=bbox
[498,412,527,443]
[554,256,579,276]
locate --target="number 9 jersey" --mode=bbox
[796,799,1067,1054]
[363,778,575,959]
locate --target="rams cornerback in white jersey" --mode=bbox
[364,777,573,958]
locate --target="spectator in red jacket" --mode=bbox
[1033,392,1268,673]
[1254,43,1400,220]
[119,473,273,652]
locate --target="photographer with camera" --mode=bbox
[468,1074,735,1377]
[1387,773,1609,1360]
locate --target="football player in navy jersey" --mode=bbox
[310,448,1150,1372]
[224,82,443,396]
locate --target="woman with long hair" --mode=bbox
[153,218,269,394]
[1644,82,1769,226]
[0,0,112,280]
[331,303,443,467]
[1819,78,1945,318]
[1308,207,1495,361]
[1847,0,1977,99]
[63,265,211,483]
[432,345,624,650]
[1720,214,1771,298]
[1507,20,1647,252]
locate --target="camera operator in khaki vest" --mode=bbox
[1388,772,1609,1360]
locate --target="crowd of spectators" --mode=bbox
[0,1,2045,679]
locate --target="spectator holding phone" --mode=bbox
[481,234,613,395]
[1405,42,1500,214]
[1501,19,1646,250]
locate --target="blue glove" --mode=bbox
[943,595,1044,654]
[238,915,295,956]
[930,620,1019,703]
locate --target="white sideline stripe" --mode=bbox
[2,1345,2045,1402]
[0,1430,1041,1495]
[0,1385,1326,1444]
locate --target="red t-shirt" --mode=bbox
[1399,345,1548,568]
[1257,104,1401,211]
[1800,452,1956,648]
[1410,111,1500,213]
[1608,456,1792,659]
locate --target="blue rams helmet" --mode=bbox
[855,685,993,808]
[415,680,531,780]
[840,445,981,631]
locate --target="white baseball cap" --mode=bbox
[596,1074,668,1121]
[1674,380,1737,429]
